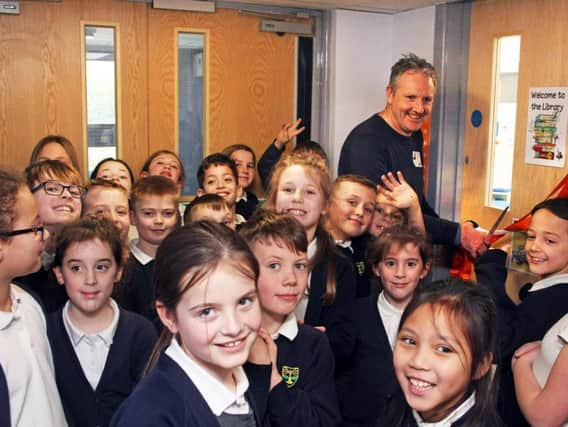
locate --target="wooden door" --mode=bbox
[147,7,298,195]
[0,0,299,192]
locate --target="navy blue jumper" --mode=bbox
[47,307,157,427]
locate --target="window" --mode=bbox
[177,31,206,196]
[82,24,119,177]
[487,35,521,209]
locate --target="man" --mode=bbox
[338,53,485,256]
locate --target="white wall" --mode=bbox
[328,6,436,177]
[392,7,436,63]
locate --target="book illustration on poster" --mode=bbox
[526,87,568,168]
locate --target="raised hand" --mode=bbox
[275,117,306,149]
[378,171,419,209]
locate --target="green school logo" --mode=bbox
[355,261,366,276]
[281,366,299,388]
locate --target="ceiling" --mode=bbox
[219,0,467,14]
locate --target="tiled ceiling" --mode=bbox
[219,0,466,14]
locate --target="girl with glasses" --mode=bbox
[16,160,84,312]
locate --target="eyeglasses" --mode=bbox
[31,181,85,199]
[375,206,405,223]
[0,225,46,241]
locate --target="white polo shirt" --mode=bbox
[129,239,154,265]
[165,339,251,416]
[271,313,299,341]
[0,284,67,427]
[62,298,120,390]
[377,291,404,349]
[412,392,476,427]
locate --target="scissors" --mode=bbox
[485,206,509,247]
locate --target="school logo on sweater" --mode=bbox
[355,261,366,276]
[281,366,299,388]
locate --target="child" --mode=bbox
[476,197,568,425]
[83,179,130,243]
[91,158,135,192]
[371,193,406,237]
[325,174,376,297]
[26,160,83,236]
[0,169,67,426]
[240,210,341,426]
[48,218,157,427]
[117,176,179,325]
[110,221,267,426]
[385,278,499,427]
[223,144,259,219]
[140,150,185,190]
[337,225,430,426]
[17,160,84,311]
[326,175,377,244]
[196,153,244,225]
[370,172,424,238]
[512,313,568,427]
[265,151,357,370]
[183,193,236,230]
[30,134,81,172]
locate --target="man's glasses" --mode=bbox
[31,181,85,199]
[0,225,46,241]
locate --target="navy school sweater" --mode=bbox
[236,191,259,220]
[335,234,374,298]
[258,142,285,190]
[47,307,158,427]
[475,249,568,427]
[336,290,399,427]
[475,249,568,362]
[305,254,357,370]
[245,324,341,426]
[0,364,9,427]
[110,353,271,427]
[15,267,68,313]
[115,255,159,330]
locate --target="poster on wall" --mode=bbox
[525,87,568,168]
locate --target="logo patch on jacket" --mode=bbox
[355,261,366,276]
[412,151,423,167]
[281,366,299,388]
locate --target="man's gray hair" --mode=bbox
[389,53,437,89]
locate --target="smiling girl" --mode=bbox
[110,222,266,427]
[385,279,499,427]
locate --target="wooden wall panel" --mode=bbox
[0,1,82,171]
[148,8,297,194]
[0,1,299,191]
[0,0,148,179]
[462,0,568,228]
